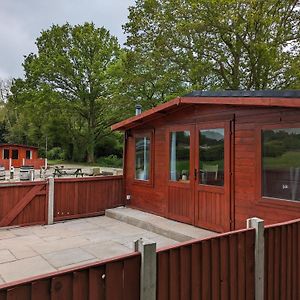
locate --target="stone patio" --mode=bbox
[0,209,216,284]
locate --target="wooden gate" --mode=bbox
[0,181,47,227]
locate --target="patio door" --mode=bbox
[194,121,232,232]
[167,125,195,224]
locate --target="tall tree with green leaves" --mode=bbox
[124,0,300,92]
[22,22,124,162]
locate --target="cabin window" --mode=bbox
[26,150,32,159]
[12,149,18,160]
[262,128,300,201]
[199,128,224,186]
[3,149,9,159]
[135,136,151,181]
[170,131,190,182]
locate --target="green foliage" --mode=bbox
[97,154,123,168]
[7,23,126,162]
[124,0,300,91]
[47,147,66,160]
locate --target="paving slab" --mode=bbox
[0,250,16,264]
[81,240,130,260]
[0,208,215,285]
[106,206,218,242]
[0,256,56,283]
[42,248,95,268]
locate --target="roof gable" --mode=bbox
[112,90,300,131]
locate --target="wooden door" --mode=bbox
[167,125,195,224]
[194,121,232,232]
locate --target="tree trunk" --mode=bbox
[87,133,95,163]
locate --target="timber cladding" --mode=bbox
[122,103,300,232]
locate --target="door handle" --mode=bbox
[194,169,198,180]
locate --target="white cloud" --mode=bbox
[0,0,135,79]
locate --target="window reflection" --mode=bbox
[135,137,150,181]
[199,129,224,186]
[262,128,300,201]
[170,131,190,182]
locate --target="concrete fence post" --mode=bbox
[247,217,264,300]
[134,238,157,300]
[48,177,54,225]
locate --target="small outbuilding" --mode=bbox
[0,143,43,169]
[112,90,300,232]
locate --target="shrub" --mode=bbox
[97,155,123,168]
[47,147,65,160]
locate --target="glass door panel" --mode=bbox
[169,131,190,183]
[199,128,225,186]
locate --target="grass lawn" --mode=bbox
[264,151,300,170]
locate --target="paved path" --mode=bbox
[0,216,177,284]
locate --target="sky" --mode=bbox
[0,0,135,80]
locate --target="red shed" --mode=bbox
[0,144,45,169]
[112,90,300,232]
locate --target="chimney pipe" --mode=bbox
[135,104,142,115]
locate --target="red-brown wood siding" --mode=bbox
[0,145,42,169]
[124,104,300,232]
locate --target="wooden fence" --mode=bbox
[0,181,47,227]
[54,176,124,221]
[0,176,124,228]
[1,217,300,299]
[157,228,255,300]
[0,252,140,300]
[264,218,300,300]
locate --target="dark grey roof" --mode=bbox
[185,90,300,98]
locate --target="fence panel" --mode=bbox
[0,181,47,227]
[0,252,140,300]
[264,218,300,300]
[157,228,255,300]
[54,176,124,221]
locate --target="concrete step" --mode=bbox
[105,207,218,242]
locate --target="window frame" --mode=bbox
[256,122,300,210]
[12,149,19,160]
[26,149,32,159]
[3,148,9,159]
[167,124,195,187]
[198,127,225,187]
[132,130,154,187]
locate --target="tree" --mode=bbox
[22,22,124,162]
[124,0,300,91]
[0,79,12,142]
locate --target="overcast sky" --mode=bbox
[0,0,135,80]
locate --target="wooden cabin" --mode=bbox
[0,144,41,169]
[112,90,300,232]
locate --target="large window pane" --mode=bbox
[135,137,150,180]
[12,149,18,159]
[199,128,224,186]
[3,149,9,159]
[170,131,190,182]
[262,128,300,201]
